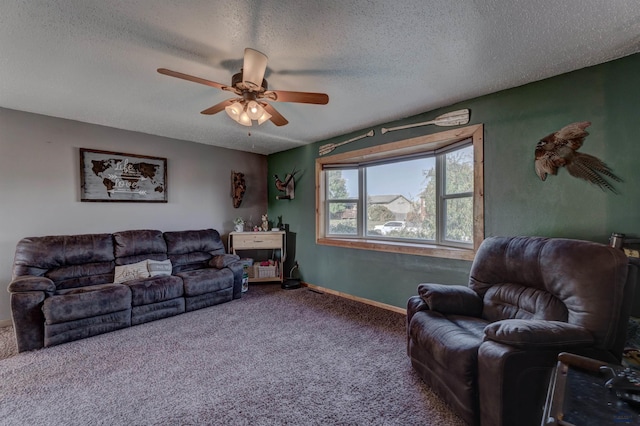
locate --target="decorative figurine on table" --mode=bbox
[261,214,269,232]
[233,217,245,232]
[277,215,284,230]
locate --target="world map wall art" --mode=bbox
[80,148,167,202]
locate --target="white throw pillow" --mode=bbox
[147,259,172,277]
[114,260,150,283]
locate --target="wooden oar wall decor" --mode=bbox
[318,109,470,156]
[318,130,375,156]
[380,109,470,134]
[318,109,469,155]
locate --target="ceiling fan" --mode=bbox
[158,48,329,127]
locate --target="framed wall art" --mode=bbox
[80,148,167,202]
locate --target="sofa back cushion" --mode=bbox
[113,229,167,265]
[12,234,115,289]
[164,229,226,273]
[482,283,568,322]
[469,236,629,349]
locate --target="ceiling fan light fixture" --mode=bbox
[246,100,264,120]
[257,109,272,125]
[247,101,267,120]
[237,110,252,126]
[225,101,243,119]
[242,48,268,90]
[158,47,328,128]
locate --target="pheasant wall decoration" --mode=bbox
[534,121,621,192]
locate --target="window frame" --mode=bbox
[316,124,484,261]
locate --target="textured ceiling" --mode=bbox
[1,1,640,155]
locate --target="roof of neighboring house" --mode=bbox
[368,195,410,204]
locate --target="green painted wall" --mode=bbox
[268,53,640,310]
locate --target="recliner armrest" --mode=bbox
[8,276,55,293]
[484,319,594,349]
[208,254,241,269]
[418,283,483,316]
[406,295,429,325]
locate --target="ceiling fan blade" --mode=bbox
[265,90,329,105]
[242,48,268,90]
[157,68,227,90]
[263,103,289,126]
[201,99,235,115]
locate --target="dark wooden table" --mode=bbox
[541,352,640,425]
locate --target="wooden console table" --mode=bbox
[228,231,286,283]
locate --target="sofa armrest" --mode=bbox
[208,254,241,269]
[207,254,243,299]
[7,276,54,352]
[478,340,561,426]
[225,260,245,299]
[484,319,594,349]
[407,295,429,327]
[8,276,55,293]
[417,283,483,316]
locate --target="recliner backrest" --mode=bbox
[469,236,629,350]
[113,229,167,265]
[164,229,226,273]
[12,233,115,290]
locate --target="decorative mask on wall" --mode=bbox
[534,121,621,193]
[231,171,246,208]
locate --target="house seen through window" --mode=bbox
[316,124,483,261]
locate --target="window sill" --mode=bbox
[316,237,477,261]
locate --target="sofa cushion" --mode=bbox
[483,319,594,348]
[410,311,487,368]
[113,229,168,265]
[43,283,131,324]
[177,268,234,297]
[147,259,172,277]
[114,260,150,283]
[209,254,241,269]
[124,275,183,306]
[482,283,568,323]
[165,229,226,272]
[47,262,115,290]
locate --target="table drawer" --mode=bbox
[233,233,282,249]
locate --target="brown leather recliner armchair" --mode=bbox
[406,236,636,426]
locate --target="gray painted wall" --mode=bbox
[0,108,268,321]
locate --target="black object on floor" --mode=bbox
[282,278,301,290]
[282,262,302,290]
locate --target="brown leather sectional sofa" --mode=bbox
[8,228,243,352]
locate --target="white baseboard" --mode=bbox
[301,282,407,315]
[0,319,12,328]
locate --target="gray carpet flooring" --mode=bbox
[0,284,463,425]
[0,324,16,360]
